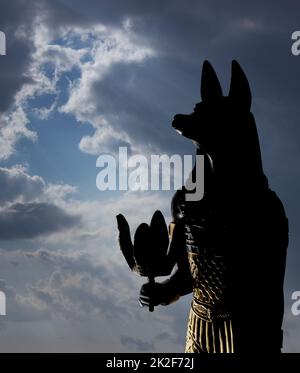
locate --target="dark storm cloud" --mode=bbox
[0,165,80,241]
[90,61,193,155]
[155,332,175,342]
[120,335,155,352]
[0,202,80,240]
[0,0,82,113]
[21,249,131,320]
[0,250,127,323]
[0,0,40,112]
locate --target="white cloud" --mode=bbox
[43,183,78,204]
[0,15,156,161]
[0,165,45,204]
[79,121,132,155]
[0,165,77,206]
[0,107,37,160]
[59,21,156,154]
[60,22,155,122]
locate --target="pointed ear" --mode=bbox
[229,60,252,110]
[201,60,223,102]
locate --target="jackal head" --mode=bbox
[172,60,258,163]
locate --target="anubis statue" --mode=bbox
[117,61,288,353]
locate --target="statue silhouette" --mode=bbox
[117,60,288,353]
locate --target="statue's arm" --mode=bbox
[139,219,193,307]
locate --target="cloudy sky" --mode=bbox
[0,0,299,352]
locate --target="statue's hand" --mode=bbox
[116,211,177,277]
[139,281,178,307]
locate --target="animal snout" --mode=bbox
[172,114,188,131]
